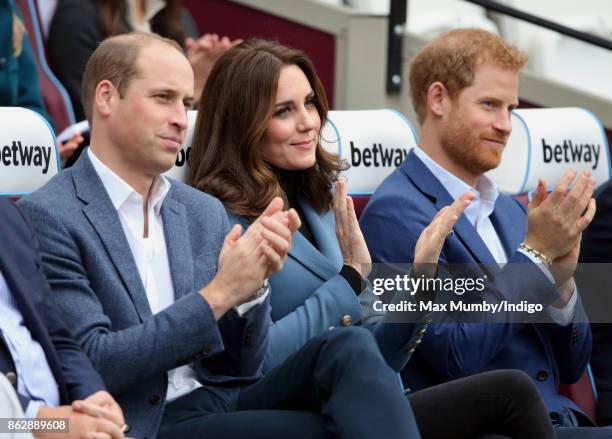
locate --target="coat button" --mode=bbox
[549,412,560,424]
[150,394,162,405]
[536,370,548,381]
[341,315,353,326]
[5,372,17,388]
[0,58,7,69]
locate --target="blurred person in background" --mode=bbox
[1,0,80,162]
[48,0,239,124]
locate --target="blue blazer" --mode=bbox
[360,150,592,416]
[0,198,105,408]
[18,153,269,438]
[228,200,427,374]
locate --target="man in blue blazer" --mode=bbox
[18,33,419,438]
[360,29,605,436]
[0,198,126,438]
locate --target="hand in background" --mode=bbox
[185,34,242,100]
[58,133,83,164]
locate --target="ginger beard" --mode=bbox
[439,102,509,177]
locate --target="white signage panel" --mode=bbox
[0,107,60,196]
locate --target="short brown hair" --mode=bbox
[189,39,346,220]
[81,32,182,123]
[409,28,527,124]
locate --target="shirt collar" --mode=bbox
[413,145,499,204]
[88,148,170,215]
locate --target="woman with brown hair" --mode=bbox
[189,38,557,439]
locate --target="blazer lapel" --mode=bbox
[73,155,152,320]
[490,197,525,259]
[0,250,70,403]
[403,151,498,266]
[160,194,193,300]
[288,201,340,281]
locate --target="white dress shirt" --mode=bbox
[414,146,577,324]
[0,270,59,417]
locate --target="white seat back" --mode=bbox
[487,107,611,194]
[321,109,418,195]
[163,110,197,183]
[0,107,60,196]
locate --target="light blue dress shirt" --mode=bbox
[0,269,59,417]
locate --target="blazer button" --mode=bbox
[5,372,17,388]
[341,315,353,326]
[150,394,162,405]
[549,411,560,424]
[536,370,548,381]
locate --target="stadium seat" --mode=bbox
[347,0,499,38]
[0,107,60,197]
[487,107,611,194]
[559,364,598,423]
[319,109,419,217]
[165,109,420,218]
[405,0,499,39]
[34,0,57,37]
[494,0,612,100]
[15,0,77,132]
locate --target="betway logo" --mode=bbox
[542,139,601,170]
[175,146,191,167]
[1,141,52,174]
[350,141,408,167]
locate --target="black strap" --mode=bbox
[0,332,17,376]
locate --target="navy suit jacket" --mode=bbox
[0,198,105,409]
[360,150,592,417]
[18,153,269,438]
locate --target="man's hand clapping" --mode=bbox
[524,169,596,306]
[200,197,299,319]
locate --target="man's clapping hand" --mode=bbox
[200,197,299,319]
